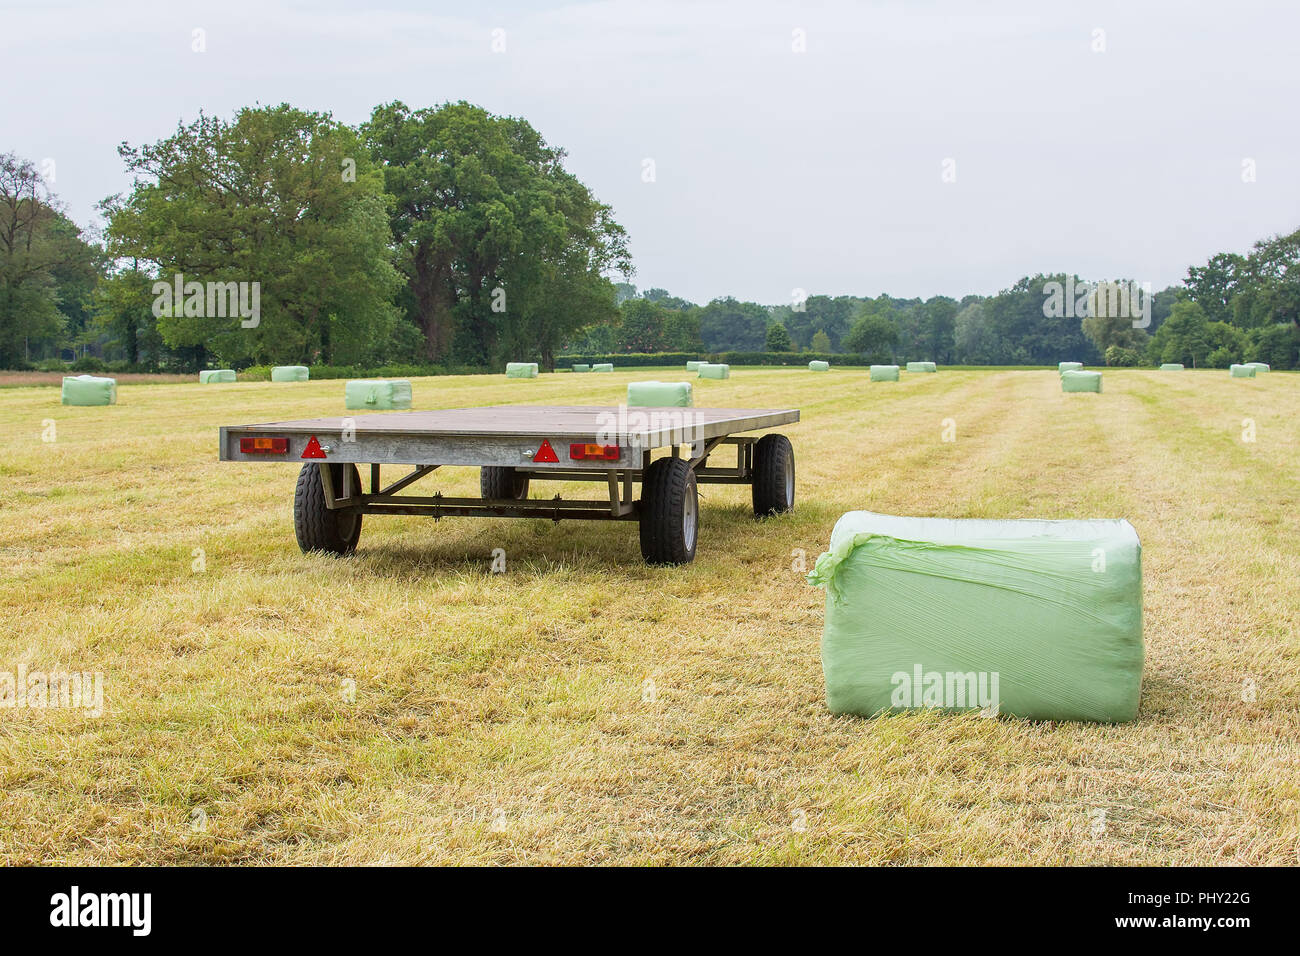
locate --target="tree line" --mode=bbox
[2,102,1297,371]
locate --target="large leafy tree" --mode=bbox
[0,154,103,366]
[843,303,899,361]
[105,105,399,366]
[364,101,630,367]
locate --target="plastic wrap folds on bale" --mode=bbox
[1159,363,1184,371]
[271,366,309,382]
[199,369,236,384]
[627,381,693,407]
[1230,364,1256,378]
[345,379,412,410]
[1058,362,1084,374]
[698,363,729,379]
[61,375,117,406]
[808,511,1144,722]
[870,365,900,382]
[906,361,937,373]
[506,362,539,379]
[808,360,830,371]
[1061,369,1102,393]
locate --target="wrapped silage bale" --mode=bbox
[1059,361,1084,374]
[906,361,937,373]
[1245,362,1270,373]
[1230,364,1256,378]
[808,511,1144,722]
[345,379,412,410]
[809,360,830,371]
[506,362,539,379]
[199,369,236,384]
[61,375,117,406]
[685,361,704,372]
[1159,363,1184,371]
[572,364,591,373]
[592,363,614,373]
[627,381,693,407]
[271,366,309,382]
[698,363,730,379]
[1061,369,1102,392]
[870,365,900,382]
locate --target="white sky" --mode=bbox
[3,0,1297,304]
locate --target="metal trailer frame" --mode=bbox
[219,405,799,562]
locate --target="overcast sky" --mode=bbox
[3,0,1297,305]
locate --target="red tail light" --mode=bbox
[569,443,620,461]
[240,436,289,454]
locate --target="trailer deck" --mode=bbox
[220,404,799,564]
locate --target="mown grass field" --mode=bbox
[1,366,1297,865]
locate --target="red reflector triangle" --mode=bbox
[301,435,326,459]
[533,439,558,463]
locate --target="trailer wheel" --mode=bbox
[752,434,795,517]
[639,457,698,565]
[294,462,363,555]
[480,466,529,500]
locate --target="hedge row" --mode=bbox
[556,351,873,367]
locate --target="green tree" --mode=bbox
[765,321,793,351]
[106,105,400,366]
[810,329,831,352]
[1146,300,1211,367]
[843,307,899,361]
[617,298,671,352]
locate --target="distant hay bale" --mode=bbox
[572,364,591,373]
[1061,369,1102,393]
[199,369,236,384]
[505,362,539,379]
[627,381,693,407]
[808,360,830,371]
[1058,362,1084,374]
[1159,363,1184,371]
[345,380,412,410]
[906,361,937,373]
[698,363,730,379]
[61,375,116,406]
[1230,364,1256,378]
[592,363,614,372]
[1245,362,1270,373]
[271,366,309,382]
[870,365,900,382]
[685,360,703,372]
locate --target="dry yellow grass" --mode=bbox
[0,366,1297,865]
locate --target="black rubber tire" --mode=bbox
[480,466,529,500]
[752,434,795,517]
[294,462,363,555]
[639,457,698,565]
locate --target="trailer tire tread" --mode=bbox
[480,466,529,500]
[639,457,698,565]
[294,463,362,555]
[752,433,795,517]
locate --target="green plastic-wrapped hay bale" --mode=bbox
[61,375,117,406]
[870,365,900,382]
[1058,361,1083,374]
[199,369,236,384]
[1159,363,1184,371]
[1245,362,1270,373]
[627,381,693,407]
[271,365,309,382]
[809,360,830,371]
[1230,364,1256,378]
[698,363,730,379]
[905,361,937,373]
[345,379,412,410]
[592,363,614,373]
[685,360,703,372]
[572,364,591,373]
[1061,369,1102,393]
[506,362,539,379]
[809,511,1144,722]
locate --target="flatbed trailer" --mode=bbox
[219,404,799,564]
